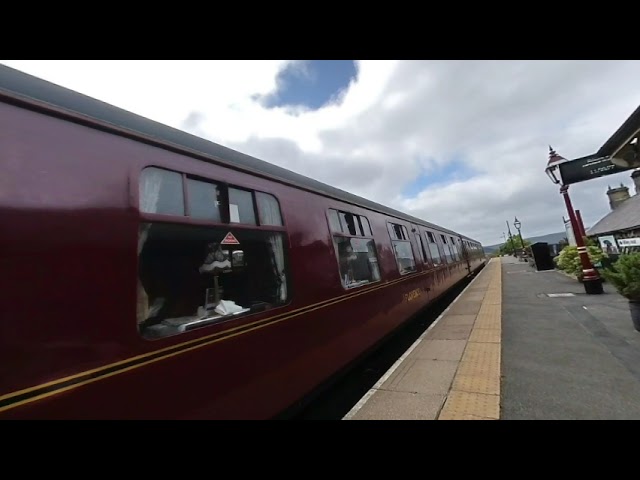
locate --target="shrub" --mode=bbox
[601,253,640,301]
[554,245,605,278]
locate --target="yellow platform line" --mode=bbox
[438,258,502,420]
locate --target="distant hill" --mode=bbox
[483,231,568,254]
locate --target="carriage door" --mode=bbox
[411,223,429,271]
[459,236,471,275]
[411,223,432,301]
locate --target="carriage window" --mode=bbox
[187,178,223,221]
[393,241,417,274]
[388,223,409,241]
[229,188,257,225]
[329,209,372,238]
[139,167,185,216]
[416,230,429,265]
[439,234,451,263]
[425,231,442,266]
[137,223,289,339]
[328,209,342,232]
[339,212,358,235]
[256,192,283,226]
[358,215,373,237]
[330,209,380,288]
[388,222,416,274]
[450,236,458,261]
[333,236,381,288]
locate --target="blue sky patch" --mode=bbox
[402,156,477,197]
[259,60,358,110]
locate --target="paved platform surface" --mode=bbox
[501,256,640,420]
[344,255,640,420]
[344,258,502,420]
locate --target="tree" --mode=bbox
[498,234,531,255]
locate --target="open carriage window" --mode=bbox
[328,208,381,289]
[333,236,381,288]
[388,222,416,274]
[425,231,442,266]
[137,167,288,340]
[137,224,289,339]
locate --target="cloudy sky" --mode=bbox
[3,60,639,247]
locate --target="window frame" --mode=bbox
[424,229,444,267]
[137,165,287,233]
[414,227,430,267]
[135,165,292,341]
[326,208,381,290]
[449,236,459,262]
[387,221,418,276]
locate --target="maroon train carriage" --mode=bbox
[0,64,486,419]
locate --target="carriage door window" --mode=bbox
[439,234,451,263]
[229,187,257,225]
[449,236,459,261]
[139,167,185,216]
[137,169,290,340]
[388,222,417,274]
[413,225,430,267]
[328,209,381,289]
[425,231,441,266]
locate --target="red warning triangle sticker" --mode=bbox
[221,232,240,245]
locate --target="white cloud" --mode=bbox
[3,59,640,246]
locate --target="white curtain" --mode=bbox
[257,193,282,226]
[138,224,150,255]
[137,223,152,324]
[140,168,164,214]
[268,234,287,302]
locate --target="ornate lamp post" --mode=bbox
[514,217,525,251]
[506,220,516,256]
[545,146,603,294]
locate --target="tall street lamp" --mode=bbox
[545,146,603,294]
[506,220,516,256]
[514,217,525,250]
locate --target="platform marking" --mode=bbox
[437,259,502,420]
[342,265,489,420]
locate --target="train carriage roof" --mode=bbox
[0,64,481,244]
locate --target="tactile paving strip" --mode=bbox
[474,312,501,330]
[478,303,501,318]
[463,342,501,365]
[451,372,500,396]
[456,356,500,378]
[438,391,499,420]
[468,328,501,343]
[437,258,502,420]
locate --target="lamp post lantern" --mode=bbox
[514,217,525,250]
[545,146,603,294]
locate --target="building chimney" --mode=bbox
[632,169,640,195]
[607,183,630,210]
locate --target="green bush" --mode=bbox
[554,245,605,278]
[601,253,640,301]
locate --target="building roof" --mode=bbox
[597,104,640,157]
[587,193,640,236]
[0,64,480,243]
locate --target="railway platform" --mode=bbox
[343,256,640,420]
